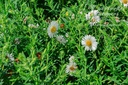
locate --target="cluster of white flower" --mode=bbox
[47,13,99,76]
[47,21,67,45]
[28,23,39,28]
[66,55,77,76]
[85,10,100,26]
[65,35,97,76]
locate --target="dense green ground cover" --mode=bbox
[0,0,128,84]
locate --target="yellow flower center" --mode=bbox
[122,0,128,4]
[92,18,96,22]
[85,40,92,47]
[50,26,56,33]
[69,65,75,71]
[66,12,69,16]
[90,12,94,17]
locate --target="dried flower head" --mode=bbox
[56,35,67,45]
[66,62,77,76]
[60,23,65,28]
[36,52,41,59]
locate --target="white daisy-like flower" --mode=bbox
[69,55,75,63]
[119,0,128,7]
[7,53,14,62]
[85,10,100,26]
[66,62,77,76]
[86,10,99,20]
[47,21,58,38]
[90,16,100,26]
[56,35,67,45]
[81,35,98,51]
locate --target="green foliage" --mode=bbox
[0,0,128,85]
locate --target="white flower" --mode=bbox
[81,35,98,51]
[66,62,77,76]
[56,35,67,44]
[66,55,77,76]
[7,53,14,62]
[28,23,39,28]
[47,21,58,38]
[90,16,100,26]
[119,0,128,7]
[85,10,100,26]
[69,55,75,63]
[86,10,99,20]
[71,14,75,19]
